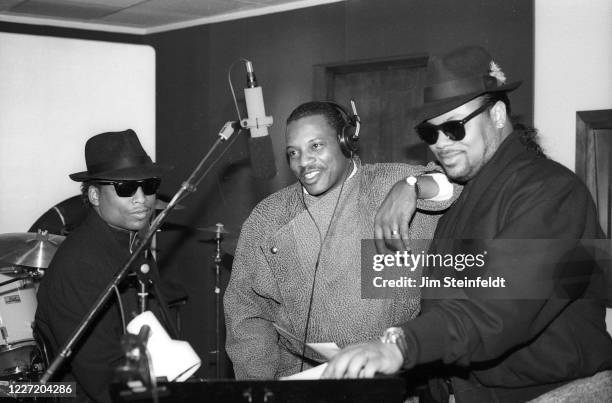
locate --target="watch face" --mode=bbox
[382,327,407,360]
[383,327,401,343]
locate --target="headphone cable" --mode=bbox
[298,159,353,372]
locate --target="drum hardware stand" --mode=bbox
[0,269,40,288]
[0,276,27,288]
[136,247,152,314]
[0,327,7,344]
[212,223,224,378]
[136,261,177,341]
[135,235,177,333]
[40,121,241,384]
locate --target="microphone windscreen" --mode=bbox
[248,135,277,179]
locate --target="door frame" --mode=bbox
[576,109,612,237]
[576,110,612,181]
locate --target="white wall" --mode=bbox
[534,0,612,170]
[0,33,155,232]
[535,0,612,335]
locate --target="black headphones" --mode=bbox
[324,100,361,158]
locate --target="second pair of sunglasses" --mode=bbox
[97,178,161,197]
[415,101,493,145]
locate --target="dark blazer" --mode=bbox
[35,211,165,403]
[399,131,612,402]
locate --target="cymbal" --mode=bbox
[0,230,65,269]
[197,223,234,235]
[29,195,87,236]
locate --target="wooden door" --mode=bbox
[314,56,433,165]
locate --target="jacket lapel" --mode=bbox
[436,132,525,238]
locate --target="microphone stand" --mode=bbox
[40,123,240,384]
[137,248,151,314]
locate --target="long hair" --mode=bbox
[515,124,546,157]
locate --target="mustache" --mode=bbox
[299,165,325,176]
[436,149,462,157]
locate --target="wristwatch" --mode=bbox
[405,175,420,198]
[380,327,408,362]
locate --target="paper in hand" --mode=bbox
[280,363,328,380]
[272,323,340,363]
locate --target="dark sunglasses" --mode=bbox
[416,101,493,145]
[97,178,161,197]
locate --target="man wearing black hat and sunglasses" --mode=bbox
[322,46,612,401]
[35,129,174,403]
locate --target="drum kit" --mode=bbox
[0,230,64,381]
[0,187,238,382]
[0,222,237,382]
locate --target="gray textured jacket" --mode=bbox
[224,161,450,379]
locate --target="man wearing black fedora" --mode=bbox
[36,129,173,403]
[322,46,612,401]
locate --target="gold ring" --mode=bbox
[391,229,399,236]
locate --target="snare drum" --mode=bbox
[0,273,38,377]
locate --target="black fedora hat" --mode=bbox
[416,46,521,124]
[70,129,170,182]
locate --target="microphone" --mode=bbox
[241,61,276,179]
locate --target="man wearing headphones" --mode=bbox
[224,101,454,379]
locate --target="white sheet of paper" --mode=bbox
[280,363,328,380]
